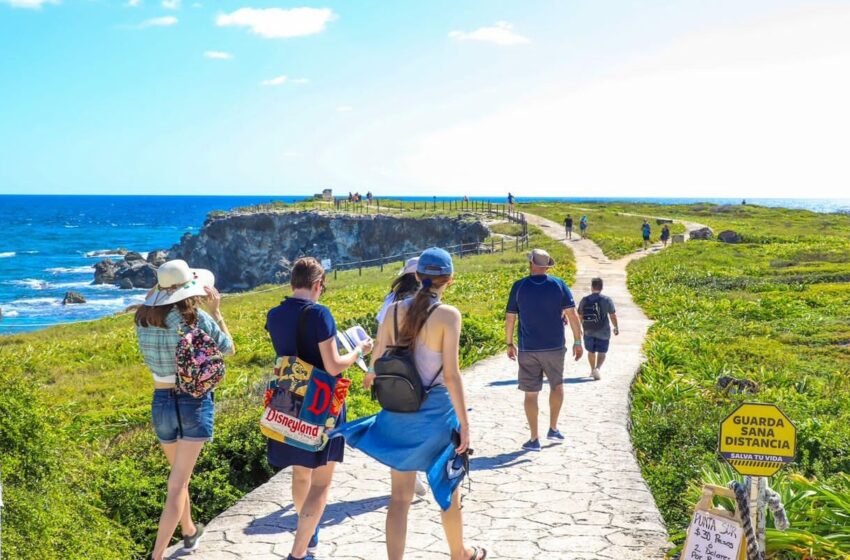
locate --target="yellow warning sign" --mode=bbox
[719,403,796,477]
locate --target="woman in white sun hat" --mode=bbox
[135,259,235,560]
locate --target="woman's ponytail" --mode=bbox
[397,274,450,347]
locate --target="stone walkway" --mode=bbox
[167,215,704,560]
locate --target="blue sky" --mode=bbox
[1,0,848,197]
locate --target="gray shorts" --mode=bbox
[517,348,566,392]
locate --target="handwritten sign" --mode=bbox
[682,510,744,560]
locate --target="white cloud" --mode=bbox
[161,0,180,9]
[1,0,58,9]
[336,105,353,113]
[216,7,334,39]
[139,16,177,27]
[261,75,287,86]
[127,0,141,7]
[204,50,233,60]
[406,7,850,198]
[449,21,530,46]
[291,77,310,84]
[283,151,300,158]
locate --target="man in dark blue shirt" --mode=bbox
[505,248,583,451]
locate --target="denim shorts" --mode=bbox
[151,389,215,444]
[584,335,610,354]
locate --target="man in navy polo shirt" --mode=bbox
[505,248,583,451]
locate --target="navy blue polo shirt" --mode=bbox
[506,274,575,352]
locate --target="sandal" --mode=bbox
[469,547,488,560]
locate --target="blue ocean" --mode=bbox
[1,195,849,335]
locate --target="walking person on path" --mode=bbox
[507,192,515,212]
[642,220,652,250]
[579,215,588,239]
[505,248,583,451]
[135,260,235,560]
[578,277,618,380]
[335,248,487,560]
[265,257,374,560]
[564,214,574,240]
[375,257,430,498]
[660,224,670,247]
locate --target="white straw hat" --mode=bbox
[144,259,215,307]
[399,257,419,276]
[528,248,555,268]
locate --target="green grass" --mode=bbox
[612,203,850,559]
[0,224,572,560]
[521,202,685,258]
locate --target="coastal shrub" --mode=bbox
[623,211,850,558]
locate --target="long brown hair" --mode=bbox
[134,296,203,328]
[390,272,420,301]
[397,274,451,347]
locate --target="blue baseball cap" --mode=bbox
[417,247,454,276]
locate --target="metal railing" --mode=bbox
[330,223,530,280]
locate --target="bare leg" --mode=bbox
[596,352,607,370]
[440,489,477,560]
[160,443,197,538]
[587,351,597,372]
[291,466,313,513]
[387,470,416,560]
[549,383,564,431]
[152,440,205,560]
[523,391,540,440]
[290,462,336,558]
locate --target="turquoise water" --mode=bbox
[1,195,848,334]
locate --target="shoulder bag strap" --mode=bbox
[294,303,315,359]
[423,303,444,390]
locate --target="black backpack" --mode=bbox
[372,302,442,413]
[581,294,603,326]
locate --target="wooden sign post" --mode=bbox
[682,485,746,560]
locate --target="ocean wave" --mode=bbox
[46,265,94,274]
[64,224,80,229]
[0,252,15,258]
[87,297,137,307]
[1,309,20,317]
[9,297,61,307]
[20,250,39,255]
[53,281,94,289]
[6,278,50,290]
[85,249,125,258]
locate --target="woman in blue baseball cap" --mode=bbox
[332,247,486,559]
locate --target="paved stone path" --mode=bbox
[167,214,704,560]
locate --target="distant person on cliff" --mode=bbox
[660,224,670,247]
[265,257,374,560]
[579,215,588,238]
[507,192,515,212]
[578,277,618,380]
[375,257,430,498]
[564,215,574,240]
[335,248,487,560]
[135,259,235,560]
[642,220,652,250]
[505,249,583,451]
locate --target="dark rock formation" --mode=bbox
[689,227,714,240]
[718,230,742,244]
[655,218,674,225]
[116,261,158,289]
[124,251,145,263]
[62,291,86,305]
[168,211,490,292]
[119,278,134,290]
[94,259,119,284]
[147,250,168,267]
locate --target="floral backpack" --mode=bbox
[175,324,225,398]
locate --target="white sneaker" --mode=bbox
[591,368,601,380]
[414,473,428,498]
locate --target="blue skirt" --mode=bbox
[330,386,463,511]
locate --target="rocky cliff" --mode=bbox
[167,211,490,292]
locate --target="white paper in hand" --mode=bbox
[336,325,371,371]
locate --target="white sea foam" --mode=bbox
[10,297,61,307]
[46,265,94,274]
[87,297,129,307]
[0,252,15,258]
[6,278,50,290]
[85,249,125,258]
[20,250,39,255]
[2,310,20,317]
[53,281,94,289]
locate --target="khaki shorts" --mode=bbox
[517,348,566,392]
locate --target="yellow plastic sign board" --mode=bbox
[719,402,796,477]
